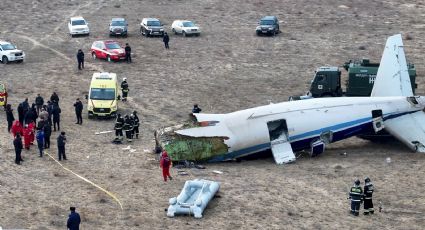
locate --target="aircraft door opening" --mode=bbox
[372,109,384,133]
[267,119,295,164]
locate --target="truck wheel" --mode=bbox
[2,56,8,64]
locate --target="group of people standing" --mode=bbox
[5,92,69,164]
[114,111,139,143]
[348,177,375,216]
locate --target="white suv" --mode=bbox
[0,41,25,64]
[68,16,90,37]
[171,20,200,37]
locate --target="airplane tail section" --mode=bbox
[371,34,413,97]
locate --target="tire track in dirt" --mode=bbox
[16,34,103,72]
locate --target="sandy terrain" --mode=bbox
[1,0,425,229]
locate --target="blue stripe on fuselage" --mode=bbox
[207,110,419,162]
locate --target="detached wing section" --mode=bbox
[385,111,425,152]
[371,34,413,97]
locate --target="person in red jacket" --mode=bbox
[28,122,35,145]
[160,150,172,182]
[23,124,32,150]
[11,120,23,138]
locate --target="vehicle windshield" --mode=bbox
[111,21,126,26]
[72,20,86,26]
[147,21,161,26]
[105,43,121,49]
[90,88,115,100]
[260,20,274,25]
[182,21,195,27]
[1,44,16,50]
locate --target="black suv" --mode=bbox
[256,16,279,36]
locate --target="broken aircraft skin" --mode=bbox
[155,34,425,164]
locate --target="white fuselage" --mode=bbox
[188,96,425,161]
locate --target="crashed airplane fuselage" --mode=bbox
[156,34,425,164]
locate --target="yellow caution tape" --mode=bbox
[45,151,123,210]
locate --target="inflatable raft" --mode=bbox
[167,179,220,218]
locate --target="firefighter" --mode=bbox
[121,78,129,102]
[348,179,363,216]
[114,114,124,142]
[363,177,374,215]
[122,115,133,142]
[132,111,140,139]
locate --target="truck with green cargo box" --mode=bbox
[307,59,417,98]
[290,59,417,141]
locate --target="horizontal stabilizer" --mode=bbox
[371,34,413,97]
[384,111,425,152]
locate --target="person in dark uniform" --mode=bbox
[52,102,61,131]
[13,133,24,165]
[114,114,124,142]
[363,177,374,215]
[24,104,37,125]
[122,115,133,142]
[125,43,132,63]
[50,92,60,104]
[44,120,52,149]
[57,131,67,161]
[35,94,44,115]
[163,32,169,49]
[121,78,129,101]
[47,101,53,125]
[77,49,84,70]
[192,104,202,113]
[36,129,44,157]
[348,179,363,216]
[132,111,140,139]
[6,104,15,133]
[67,207,81,230]
[73,98,83,124]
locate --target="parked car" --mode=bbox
[90,40,126,62]
[256,16,279,36]
[0,40,25,64]
[68,16,90,37]
[109,18,128,37]
[171,20,200,37]
[140,18,164,37]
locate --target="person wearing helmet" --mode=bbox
[114,114,124,143]
[121,78,129,102]
[122,114,133,142]
[348,179,363,216]
[132,111,140,139]
[363,177,374,215]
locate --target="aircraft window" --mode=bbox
[316,74,325,82]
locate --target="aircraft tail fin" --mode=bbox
[371,34,413,97]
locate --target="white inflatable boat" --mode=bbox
[167,179,220,218]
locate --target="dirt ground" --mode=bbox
[1,0,425,229]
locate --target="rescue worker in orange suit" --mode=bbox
[160,150,172,182]
[363,177,374,215]
[348,179,363,216]
[11,120,23,138]
[23,124,32,150]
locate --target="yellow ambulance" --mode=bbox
[87,72,119,118]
